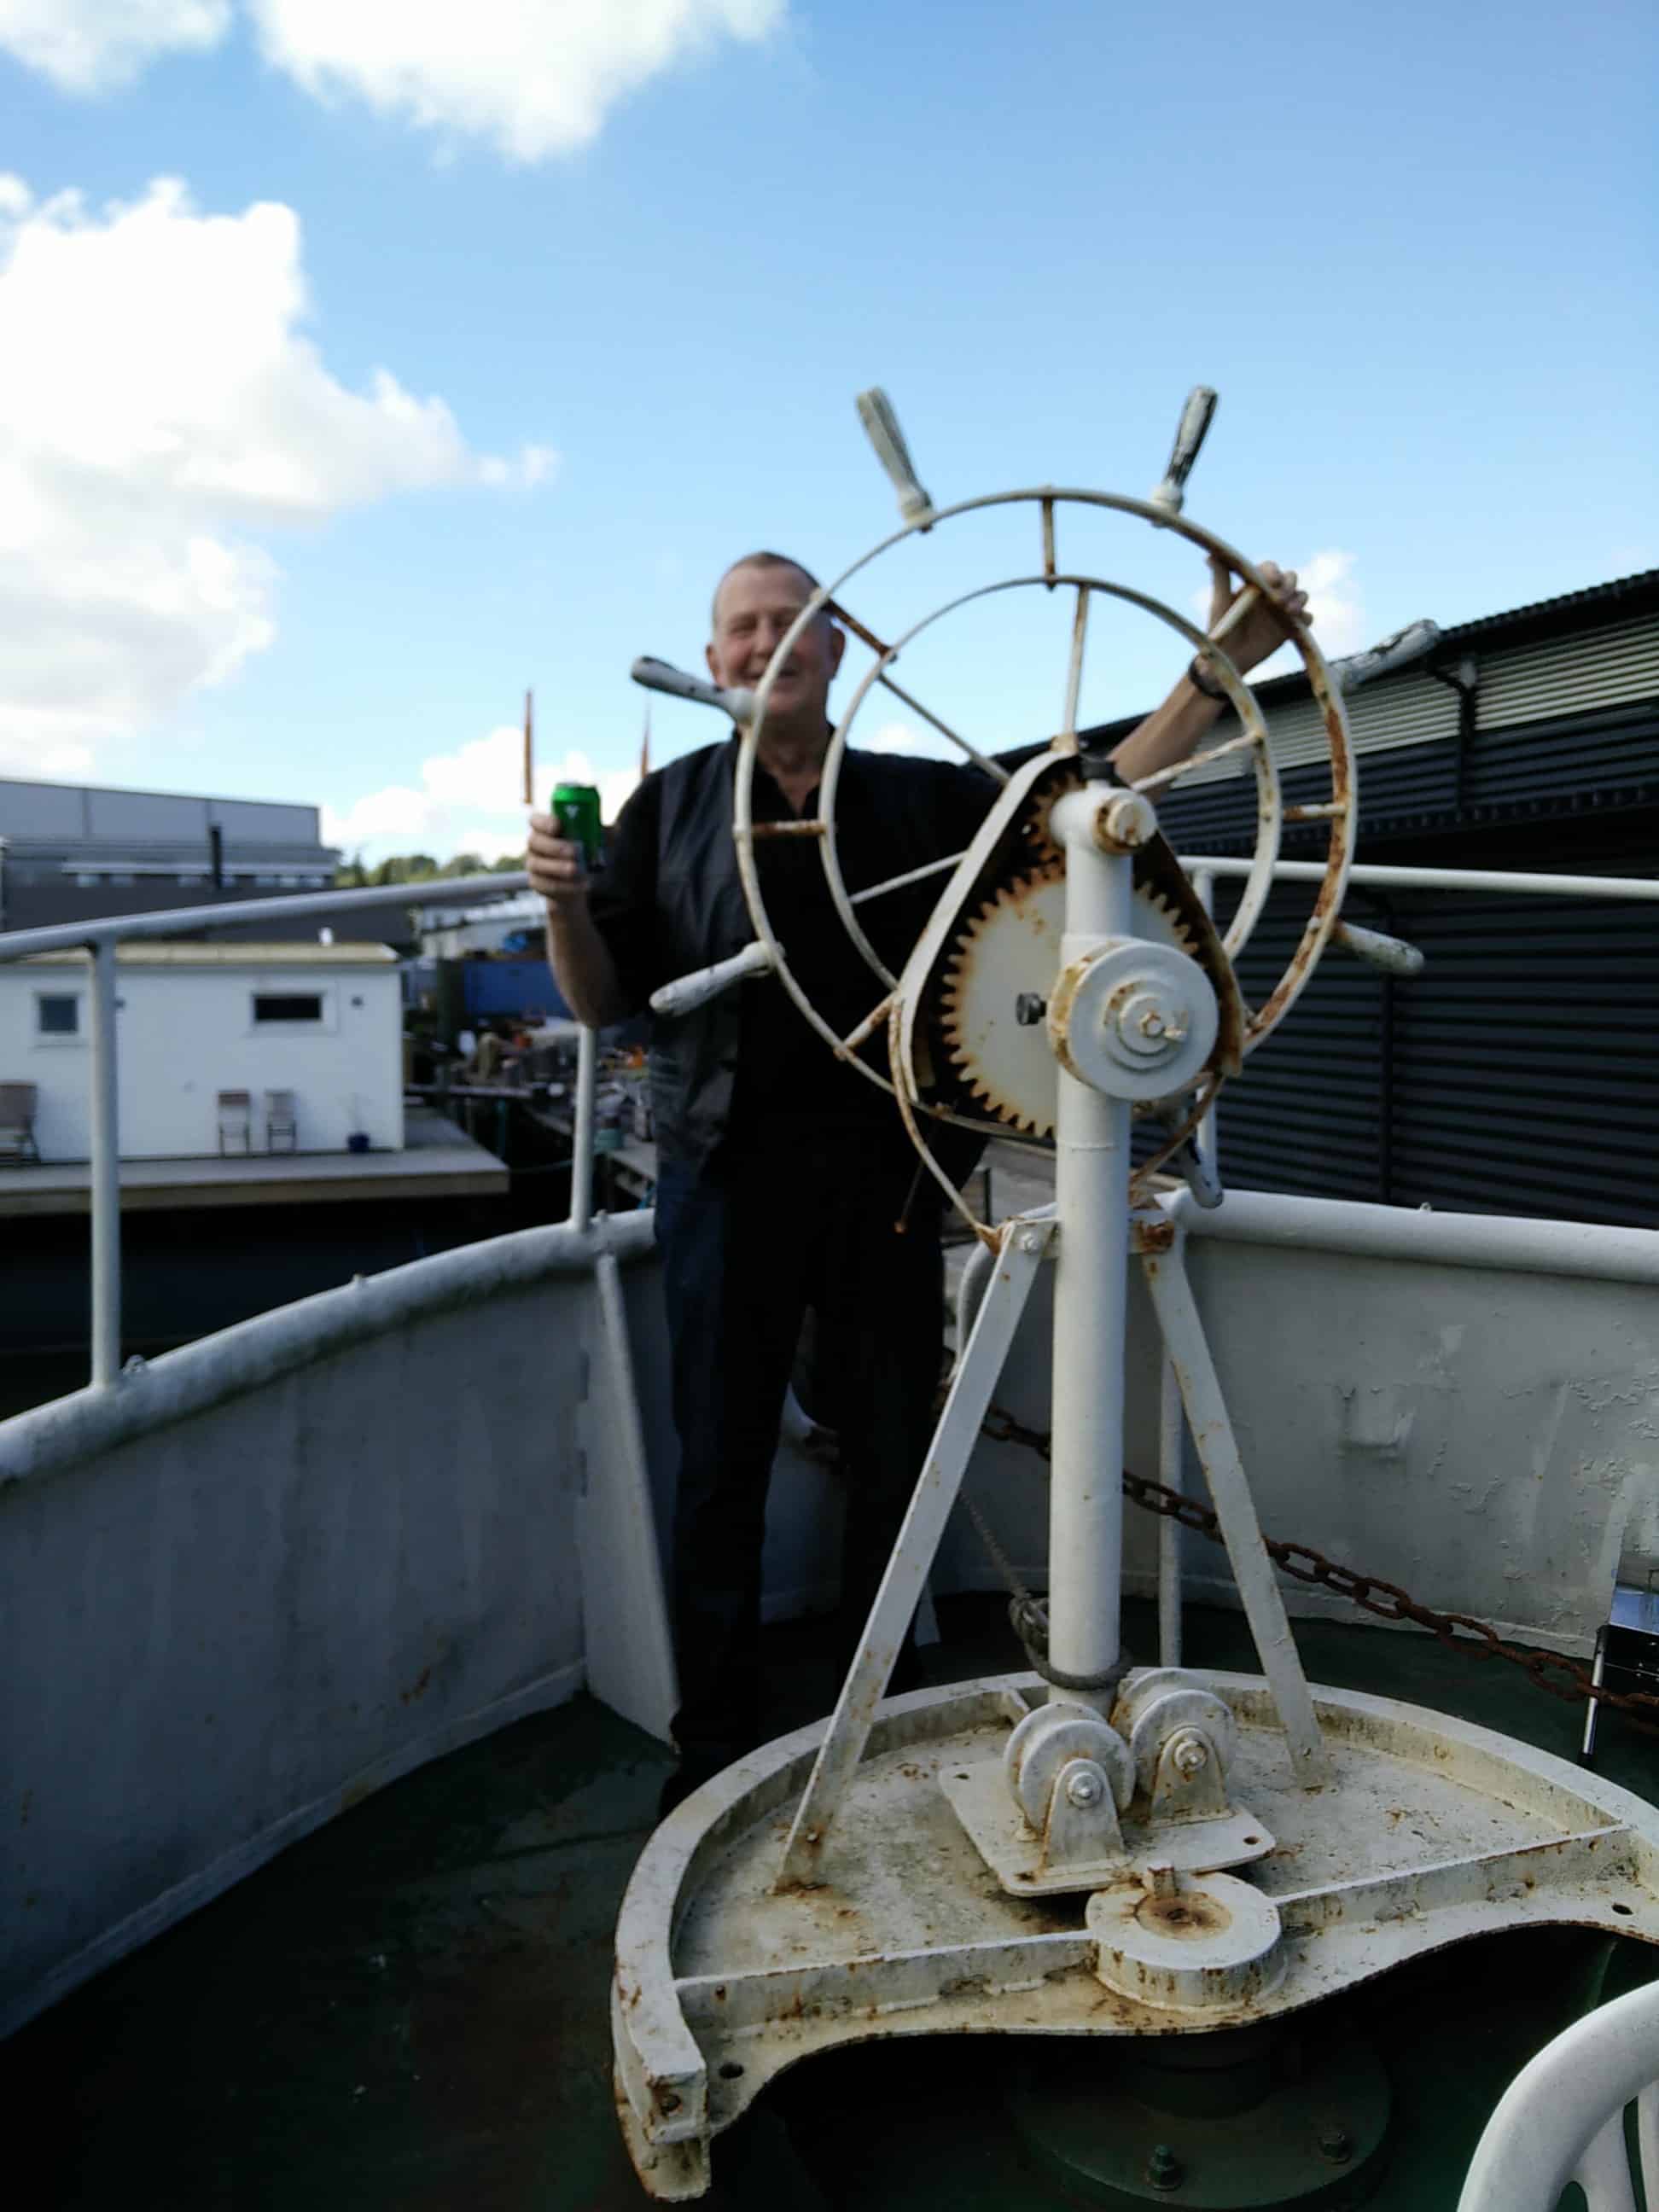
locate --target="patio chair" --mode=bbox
[0,1083,41,1166]
[217,1091,253,1156]
[1458,1977,1659,2211]
[265,1090,298,1154]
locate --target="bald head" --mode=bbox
[705,550,845,730]
[710,550,823,635]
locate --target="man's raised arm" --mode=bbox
[1109,559,1310,785]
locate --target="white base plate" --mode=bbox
[612,1669,1659,2201]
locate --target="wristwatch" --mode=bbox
[1187,655,1230,703]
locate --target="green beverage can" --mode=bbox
[551,782,602,871]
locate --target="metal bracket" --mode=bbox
[1138,1239,1333,1786]
[773,1214,1056,1889]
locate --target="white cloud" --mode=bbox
[324,727,641,866]
[0,176,550,773]
[248,0,787,163]
[859,717,957,762]
[0,731,96,781]
[0,3,788,166]
[1291,548,1366,659]
[0,0,230,92]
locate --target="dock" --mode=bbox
[0,1105,507,1218]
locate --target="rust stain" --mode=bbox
[824,599,892,660]
[1138,1893,1233,1939]
[1245,669,1354,1045]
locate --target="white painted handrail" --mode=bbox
[1458,1982,1659,2212]
[0,870,606,1389]
[1184,854,1659,902]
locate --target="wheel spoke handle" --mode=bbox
[631,655,754,725]
[649,940,777,1019]
[1150,386,1218,515]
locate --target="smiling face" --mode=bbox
[706,556,845,735]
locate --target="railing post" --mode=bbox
[570,1024,597,1231]
[88,939,122,1388]
[1193,866,1219,1172]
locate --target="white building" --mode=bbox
[3,943,403,1162]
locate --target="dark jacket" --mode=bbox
[645,743,754,1172]
[636,741,998,1172]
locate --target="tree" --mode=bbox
[332,848,526,889]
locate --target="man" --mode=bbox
[528,550,1307,1811]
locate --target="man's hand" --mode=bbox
[527,812,589,910]
[532,811,629,1026]
[1204,556,1312,677]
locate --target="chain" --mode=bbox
[978,1405,1659,1741]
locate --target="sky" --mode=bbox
[0,0,1654,864]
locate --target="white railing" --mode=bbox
[0,870,608,1388]
[1185,855,1659,904]
[3,852,1655,1394]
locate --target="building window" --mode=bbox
[253,992,325,1025]
[36,993,81,1038]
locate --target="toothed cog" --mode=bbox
[939,873,1196,1136]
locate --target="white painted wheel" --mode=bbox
[731,490,1357,1109]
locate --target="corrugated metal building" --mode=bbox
[1086,571,1659,1228]
[0,778,355,944]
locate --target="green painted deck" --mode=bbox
[8,1596,1656,2210]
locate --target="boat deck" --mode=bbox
[7,1594,1654,2210]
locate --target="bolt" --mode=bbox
[1065,1767,1103,1809]
[1015,992,1046,1026]
[1146,2142,1184,2191]
[1318,2126,1352,2164]
[1100,792,1157,852]
[1171,1732,1209,1778]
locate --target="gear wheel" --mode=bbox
[939,868,1196,1135]
[1022,761,1081,870]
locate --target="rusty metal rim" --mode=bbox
[731,488,1353,1133]
[817,567,1276,995]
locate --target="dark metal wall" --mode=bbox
[1204,830,1657,1228]
[1157,696,1659,854]
[1148,703,1659,1230]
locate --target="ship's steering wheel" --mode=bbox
[725,396,1356,1225]
[634,390,1360,1234]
